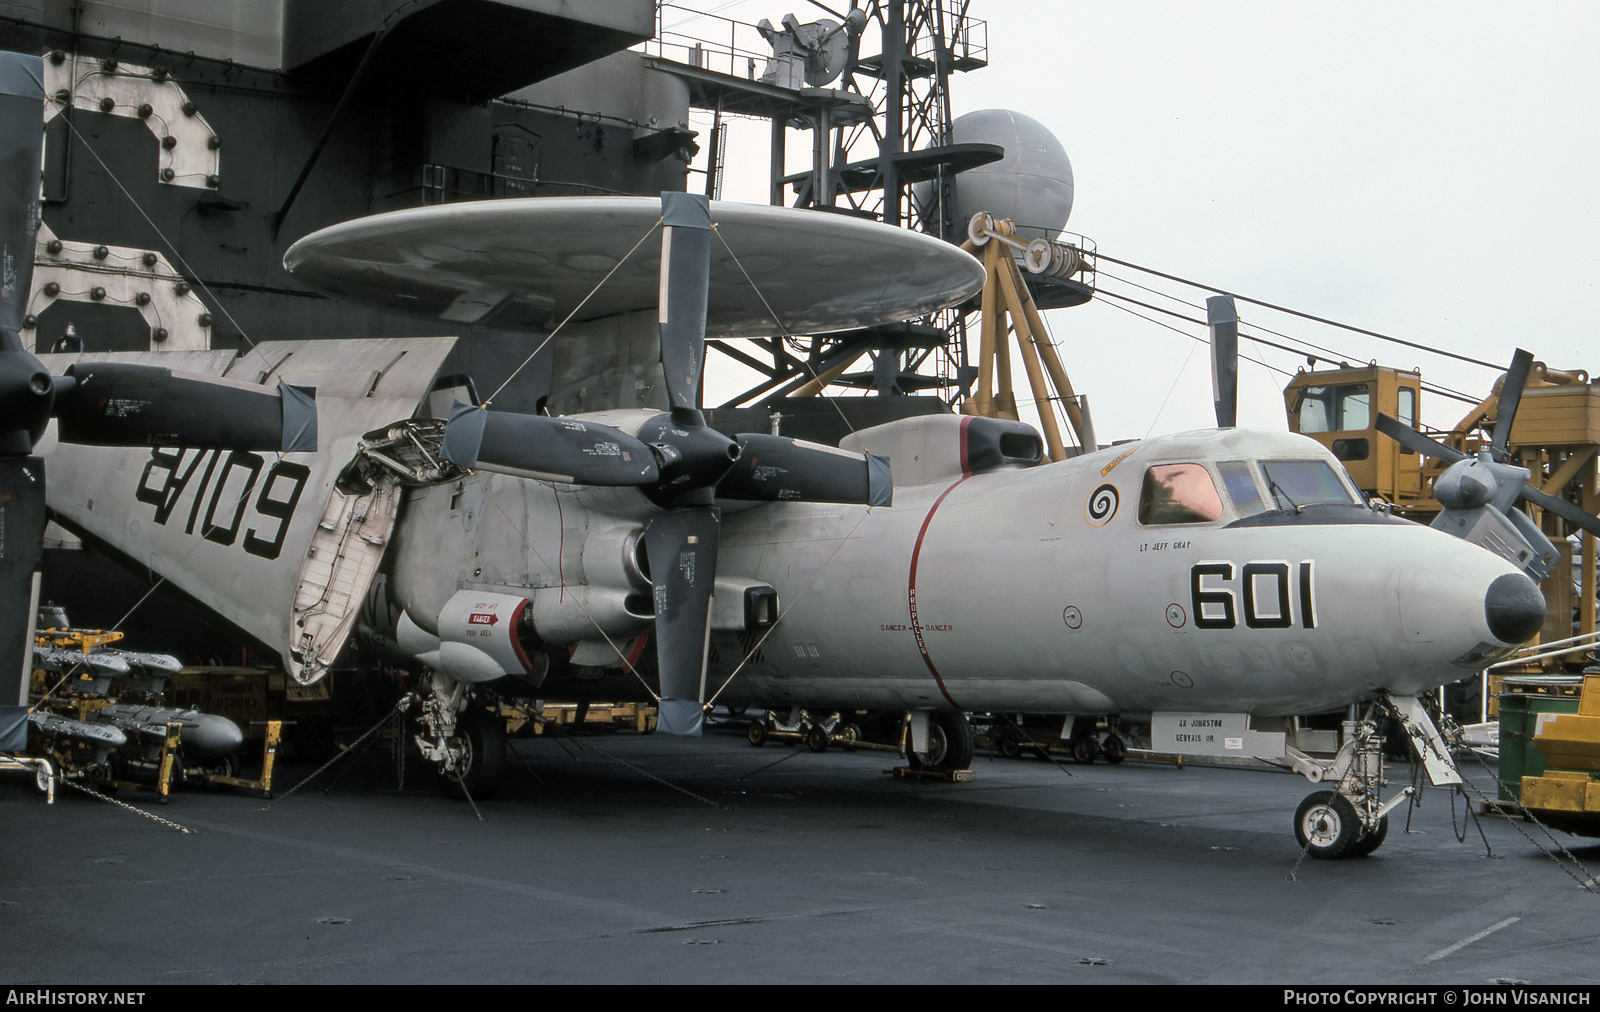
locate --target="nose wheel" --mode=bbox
[1293,790,1390,859]
[1293,790,1361,859]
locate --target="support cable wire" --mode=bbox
[1142,339,1199,441]
[483,219,662,406]
[1098,265,1398,375]
[1092,286,1304,366]
[1091,250,1501,372]
[1235,314,1485,405]
[704,504,875,708]
[1093,270,1483,406]
[1092,287,1484,410]
[536,714,726,808]
[1098,266,1375,370]
[57,114,257,349]
[56,772,194,833]
[264,694,414,810]
[1092,294,1284,379]
[710,223,861,439]
[1454,739,1600,893]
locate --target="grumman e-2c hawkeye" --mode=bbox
[0,48,1546,856]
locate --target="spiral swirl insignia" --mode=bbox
[1085,483,1119,526]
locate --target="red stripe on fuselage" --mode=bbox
[906,416,972,709]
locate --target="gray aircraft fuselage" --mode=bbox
[385,416,1538,719]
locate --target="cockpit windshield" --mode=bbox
[1139,463,1223,525]
[1217,460,1267,517]
[1258,459,1358,510]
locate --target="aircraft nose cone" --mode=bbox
[1485,572,1545,645]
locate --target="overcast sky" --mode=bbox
[668,1,1599,443]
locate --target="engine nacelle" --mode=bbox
[398,590,547,685]
[528,584,653,645]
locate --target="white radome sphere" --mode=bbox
[946,109,1074,240]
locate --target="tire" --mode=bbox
[839,723,861,752]
[1101,733,1127,764]
[437,706,506,801]
[33,757,53,795]
[997,733,1024,760]
[806,723,830,753]
[1294,790,1362,859]
[747,719,769,747]
[1070,735,1098,764]
[906,711,974,773]
[206,753,239,790]
[1347,816,1389,857]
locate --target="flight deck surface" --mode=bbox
[3,724,1598,985]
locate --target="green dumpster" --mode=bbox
[1497,675,1583,801]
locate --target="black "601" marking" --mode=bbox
[1190,560,1316,630]
[135,448,310,560]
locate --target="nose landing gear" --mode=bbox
[1288,694,1456,859]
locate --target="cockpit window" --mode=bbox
[1139,463,1224,525]
[1217,460,1267,517]
[1258,459,1358,510]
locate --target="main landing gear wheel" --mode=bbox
[1070,736,1098,764]
[993,728,1025,759]
[1294,790,1380,859]
[906,711,974,773]
[806,723,830,752]
[1100,733,1127,764]
[838,723,861,752]
[438,706,506,801]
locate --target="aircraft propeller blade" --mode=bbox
[719,433,892,506]
[1207,295,1239,429]
[440,403,659,485]
[643,507,719,737]
[1515,482,1600,539]
[0,52,42,350]
[53,364,317,452]
[0,457,46,752]
[1373,412,1466,464]
[657,192,712,414]
[1489,348,1534,458]
[0,53,49,458]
